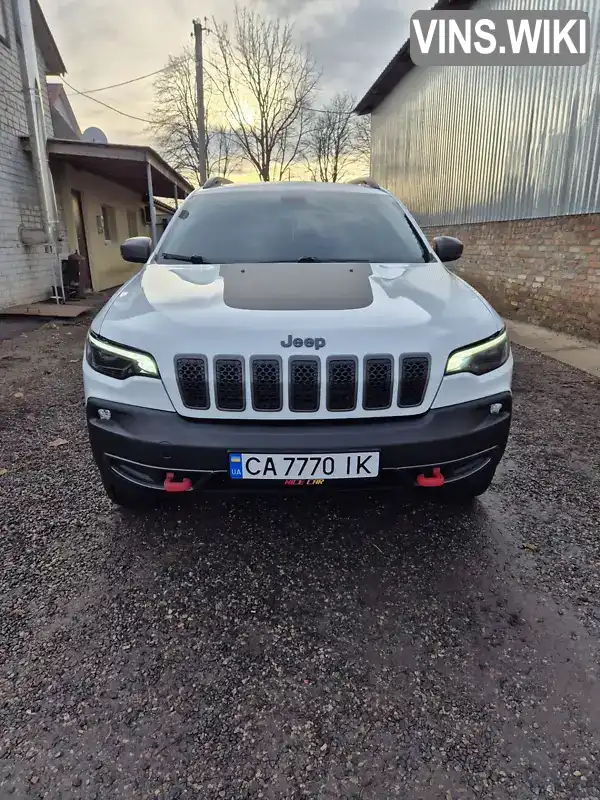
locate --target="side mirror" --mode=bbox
[120,236,152,264]
[433,236,463,263]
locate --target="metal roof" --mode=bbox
[354,0,477,116]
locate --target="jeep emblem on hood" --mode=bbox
[281,335,326,350]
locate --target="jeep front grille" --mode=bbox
[215,358,245,411]
[176,356,209,410]
[399,356,430,407]
[289,358,320,412]
[363,357,394,410]
[175,354,430,413]
[327,358,358,411]
[251,358,282,411]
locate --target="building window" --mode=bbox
[127,210,138,238]
[0,0,10,47]
[101,205,116,242]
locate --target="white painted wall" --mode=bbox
[55,162,152,292]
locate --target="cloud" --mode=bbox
[42,0,430,145]
[258,0,431,100]
[43,0,225,143]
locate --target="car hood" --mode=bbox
[93,260,503,419]
[95,260,500,356]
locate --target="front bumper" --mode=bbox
[86,393,512,493]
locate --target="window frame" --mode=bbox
[101,205,117,243]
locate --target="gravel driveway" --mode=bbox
[1,317,599,799]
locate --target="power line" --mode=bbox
[2,67,183,98]
[59,60,353,117]
[305,105,356,116]
[66,67,169,96]
[62,78,355,126]
[64,56,198,98]
[61,78,154,123]
[51,41,360,122]
[3,79,357,122]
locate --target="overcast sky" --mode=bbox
[43,0,431,146]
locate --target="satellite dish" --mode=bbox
[82,126,108,144]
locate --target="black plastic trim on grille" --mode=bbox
[363,355,394,410]
[214,356,245,411]
[326,356,358,412]
[250,356,283,412]
[289,357,320,413]
[175,355,210,410]
[398,354,430,408]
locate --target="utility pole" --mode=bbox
[193,19,207,185]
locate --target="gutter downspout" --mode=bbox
[12,0,65,303]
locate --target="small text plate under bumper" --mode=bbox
[228,452,380,481]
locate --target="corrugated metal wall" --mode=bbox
[371,0,600,226]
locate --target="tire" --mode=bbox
[100,469,161,510]
[435,462,497,504]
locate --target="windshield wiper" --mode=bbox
[160,253,209,264]
[295,257,369,263]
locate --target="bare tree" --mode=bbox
[206,124,237,181]
[302,93,354,183]
[207,6,321,182]
[354,113,372,171]
[302,93,372,183]
[149,46,237,185]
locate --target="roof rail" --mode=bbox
[347,177,382,190]
[202,176,234,189]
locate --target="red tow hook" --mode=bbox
[163,472,192,493]
[416,467,445,488]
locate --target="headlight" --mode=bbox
[86,331,159,380]
[445,329,510,376]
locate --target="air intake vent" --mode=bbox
[176,357,209,409]
[399,356,430,407]
[327,357,357,411]
[289,358,320,412]
[363,356,393,410]
[251,358,282,411]
[214,358,245,411]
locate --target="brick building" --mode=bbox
[355,0,600,341]
[0,0,192,308]
[0,0,64,308]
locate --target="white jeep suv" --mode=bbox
[83,178,513,507]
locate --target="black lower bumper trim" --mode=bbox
[86,394,511,492]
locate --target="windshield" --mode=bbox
[156,189,431,265]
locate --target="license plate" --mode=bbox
[228,452,380,481]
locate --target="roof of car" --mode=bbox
[190,181,383,198]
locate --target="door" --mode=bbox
[71,190,92,290]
